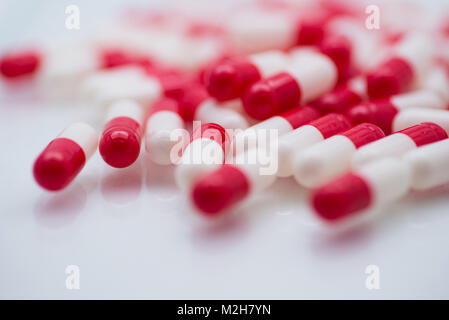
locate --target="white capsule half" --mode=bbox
[58,122,99,160]
[248,50,291,77]
[356,158,411,207]
[403,138,449,190]
[175,138,225,192]
[293,135,356,188]
[145,111,185,165]
[81,66,162,108]
[352,133,417,168]
[276,125,324,177]
[195,99,248,130]
[288,49,338,103]
[392,108,449,133]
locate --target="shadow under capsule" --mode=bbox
[33,181,87,229]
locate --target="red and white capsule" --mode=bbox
[346,89,447,134]
[392,108,449,135]
[145,97,184,165]
[191,147,277,216]
[99,99,144,168]
[403,138,449,190]
[33,122,98,191]
[293,123,385,188]
[205,50,290,101]
[277,113,352,177]
[233,105,320,155]
[366,34,433,99]
[175,123,230,192]
[177,84,248,130]
[242,48,338,120]
[312,158,411,222]
[352,122,448,168]
[312,76,366,114]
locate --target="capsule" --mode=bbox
[145,97,184,165]
[366,34,433,99]
[205,50,290,101]
[352,122,447,167]
[191,148,276,216]
[233,106,320,155]
[392,108,449,134]
[312,76,366,114]
[277,113,352,177]
[175,123,230,192]
[99,100,144,168]
[346,90,446,134]
[242,48,338,120]
[312,158,411,222]
[293,123,385,188]
[177,84,248,130]
[33,122,98,191]
[403,139,449,190]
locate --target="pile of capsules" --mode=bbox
[2,0,449,224]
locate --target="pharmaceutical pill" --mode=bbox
[277,113,351,177]
[352,122,447,167]
[33,122,98,191]
[312,158,411,222]
[99,99,144,168]
[293,123,384,188]
[145,97,184,165]
[175,123,230,192]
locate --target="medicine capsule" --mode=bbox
[242,48,338,120]
[33,122,98,191]
[205,50,290,101]
[312,76,366,114]
[277,113,352,177]
[366,34,433,99]
[233,106,320,155]
[392,108,449,134]
[403,138,449,190]
[191,148,276,216]
[352,122,447,168]
[145,97,184,165]
[346,90,446,134]
[175,123,230,192]
[177,84,248,130]
[312,158,411,222]
[293,123,385,188]
[99,99,144,168]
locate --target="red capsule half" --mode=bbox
[99,117,142,168]
[242,72,302,120]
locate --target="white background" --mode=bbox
[1,0,449,299]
